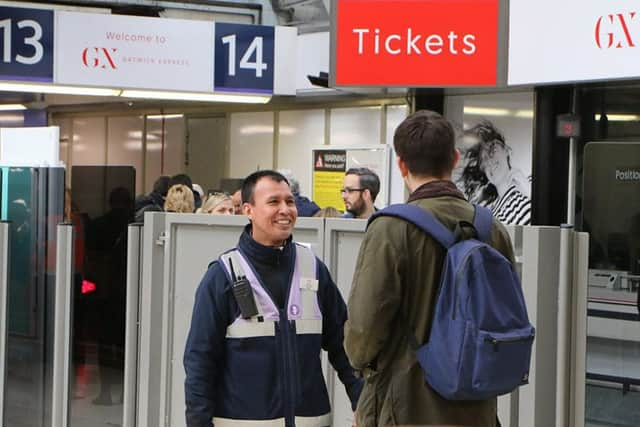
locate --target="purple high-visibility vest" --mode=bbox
[219,244,322,339]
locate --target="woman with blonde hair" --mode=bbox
[164,184,195,213]
[197,192,234,215]
[313,206,341,218]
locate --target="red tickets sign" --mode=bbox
[333,0,499,86]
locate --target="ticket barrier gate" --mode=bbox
[0,222,75,427]
[127,217,589,427]
[0,217,591,427]
[320,221,590,427]
[132,213,325,427]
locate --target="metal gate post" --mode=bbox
[123,224,143,427]
[0,221,10,423]
[51,224,74,427]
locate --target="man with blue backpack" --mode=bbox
[344,110,534,427]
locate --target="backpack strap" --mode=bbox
[472,204,493,243]
[368,204,456,249]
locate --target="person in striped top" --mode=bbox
[458,121,531,225]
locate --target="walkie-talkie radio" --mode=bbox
[228,258,259,319]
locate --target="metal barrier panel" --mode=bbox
[123,224,143,427]
[52,224,74,427]
[160,213,249,427]
[519,227,562,427]
[137,212,168,427]
[571,232,589,427]
[498,225,523,427]
[324,218,367,427]
[134,213,591,427]
[0,221,9,424]
[556,227,574,427]
[152,215,325,427]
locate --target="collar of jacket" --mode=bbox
[238,224,294,267]
[407,180,466,203]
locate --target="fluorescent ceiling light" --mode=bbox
[121,89,271,104]
[0,83,271,103]
[595,113,639,121]
[147,114,184,119]
[463,106,510,116]
[0,104,26,111]
[240,125,274,135]
[0,114,25,122]
[0,82,121,96]
[514,110,534,118]
[239,125,294,136]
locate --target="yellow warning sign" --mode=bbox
[312,171,344,210]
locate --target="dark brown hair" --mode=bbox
[241,170,289,204]
[393,110,455,178]
[345,167,380,201]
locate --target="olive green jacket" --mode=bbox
[344,196,515,427]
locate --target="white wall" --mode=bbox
[385,104,409,204]
[146,115,186,192]
[52,114,187,195]
[108,116,144,193]
[72,117,107,166]
[229,112,274,178]
[224,105,408,205]
[330,106,382,146]
[53,102,409,201]
[296,32,331,94]
[278,109,326,198]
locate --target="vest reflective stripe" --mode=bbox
[220,244,322,339]
[226,320,276,338]
[213,413,331,427]
[213,417,285,427]
[296,413,332,427]
[295,243,316,279]
[295,318,322,334]
[300,289,317,321]
[290,245,320,322]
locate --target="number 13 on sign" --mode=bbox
[0,6,53,82]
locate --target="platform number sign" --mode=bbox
[215,23,274,94]
[0,7,53,82]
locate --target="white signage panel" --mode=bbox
[55,11,214,91]
[0,126,60,166]
[509,0,640,85]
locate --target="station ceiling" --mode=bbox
[1,0,331,111]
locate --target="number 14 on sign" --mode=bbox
[221,34,267,78]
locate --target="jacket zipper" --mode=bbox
[280,308,296,427]
[237,247,299,425]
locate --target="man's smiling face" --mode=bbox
[244,177,298,246]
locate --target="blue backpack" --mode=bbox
[368,204,535,400]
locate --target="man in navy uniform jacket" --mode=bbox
[184,170,362,427]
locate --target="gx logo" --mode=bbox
[81,47,118,69]
[595,12,637,49]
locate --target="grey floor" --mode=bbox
[585,384,640,427]
[69,363,124,427]
[4,344,124,427]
